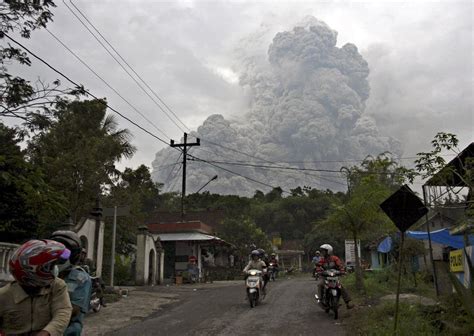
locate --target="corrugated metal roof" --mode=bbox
[155,232,223,242]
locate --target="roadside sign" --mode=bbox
[345,240,361,264]
[380,185,428,232]
[449,249,464,273]
[103,206,130,217]
[272,237,282,247]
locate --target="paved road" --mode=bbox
[111,277,346,336]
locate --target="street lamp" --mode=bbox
[196,175,218,193]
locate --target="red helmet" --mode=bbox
[9,239,70,287]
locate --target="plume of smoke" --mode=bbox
[152,17,401,196]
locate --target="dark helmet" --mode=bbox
[50,230,82,265]
[251,250,260,259]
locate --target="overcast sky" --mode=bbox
[4,0,473,181]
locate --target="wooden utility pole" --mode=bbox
[170,132,200,220]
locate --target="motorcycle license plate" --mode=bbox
[326,277,338,281]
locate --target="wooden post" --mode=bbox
[394,232,405,333]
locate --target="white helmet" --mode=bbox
[319,244,333,255]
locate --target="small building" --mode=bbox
[147,220,230,281]
[275,240,304,271]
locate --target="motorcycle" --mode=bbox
[268,263,276,281]
[314,269,342,319]
[90,276,104,313]
[245,269,264,308]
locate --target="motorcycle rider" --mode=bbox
[268,253,279,279]
[50,231,92,336]
[0,239,73,336]
[257,249,270,289]
[312,251,321,277]
[316,244,354,309]
[243,250,267,294]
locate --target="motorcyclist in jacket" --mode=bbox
[243,250,267,294]
[316,244,354,309]
[268,253,279,279]
[51,231,92,336]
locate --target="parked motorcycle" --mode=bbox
[314,269,342,319]
[268,263,276,281]
[245,269,264,308]
[90,276,104,313]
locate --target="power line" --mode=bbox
[187,155,291,194]
[65,0,189,133]
[3,33,171,147]
[44,28,171,140]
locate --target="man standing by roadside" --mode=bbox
[50,231,92,336]
[0,239,72,336]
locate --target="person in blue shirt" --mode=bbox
[51,230,92,336]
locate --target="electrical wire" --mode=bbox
[3,33,171,147]
[65,0,189,133]
[45,28,171,140]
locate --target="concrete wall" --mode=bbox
[136,230,162,285]
[0,243,19,282]
[76,218,104,277]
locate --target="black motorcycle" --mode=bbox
[90,276,105,313]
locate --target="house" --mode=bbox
[146,217,230,281]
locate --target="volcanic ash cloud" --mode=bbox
[152,17,401,195]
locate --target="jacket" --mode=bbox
[0,277,72,336]
[243,260,267,272]
[316,255,345,273]
[63,266,92,336]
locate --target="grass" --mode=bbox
[341,268,473,335]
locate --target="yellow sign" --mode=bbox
[449,249,464,273]
[272,237,282,247]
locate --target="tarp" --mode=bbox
[377,236,393,253]
[406,228,474,249]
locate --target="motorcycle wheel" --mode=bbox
[330,296,339,320]
[248,292,256,308]
[92,303,101,313]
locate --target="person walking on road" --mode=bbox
[50,231,92,336]
[0,239,73,336]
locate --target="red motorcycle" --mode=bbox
[315,269,342,319]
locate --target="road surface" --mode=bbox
[110,277,346,336]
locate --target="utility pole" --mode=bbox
[170,132,200,220]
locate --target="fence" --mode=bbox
[0,242,19,282]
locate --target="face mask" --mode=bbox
[56,260,72,274]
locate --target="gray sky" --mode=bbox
[4,0,473,184]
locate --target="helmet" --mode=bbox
[315,250,320,255]
[257,248,265,257]
[251,250,260,259]
[9,239,70,287]
[50,230,82,264]
[271,253,276,257]
[319,244,333,255]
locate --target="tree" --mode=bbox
[105,164,162,254]
[1,1,84,125]
[327,155,415,291]
[0,122,66,241]
[218,217,271,262]
[28,99,136,223]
